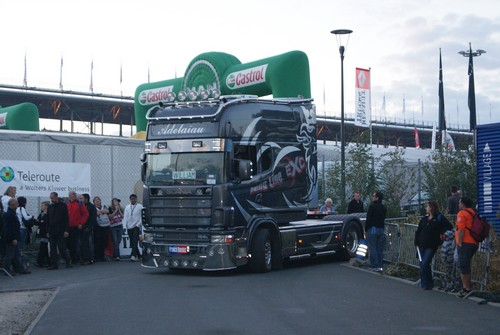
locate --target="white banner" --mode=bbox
[0,160,91,197]
[355,68,371,128]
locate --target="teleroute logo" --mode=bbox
[1,166,15,182]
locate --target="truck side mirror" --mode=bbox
[140,153,147,182]
[234,159,253,181]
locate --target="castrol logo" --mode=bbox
[138,86,174,106]
[226,64,268,89]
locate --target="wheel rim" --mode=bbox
[346,229,359,254]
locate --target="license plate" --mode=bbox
[168,245,190,254]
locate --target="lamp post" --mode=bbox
[331,28,352,212]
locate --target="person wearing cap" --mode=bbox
[108,198,124,261]
[122,194,144,261]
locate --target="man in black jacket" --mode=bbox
[47,192,71,269]
[3,198,30,275]
[365,191,387,272]
[347,191,364,214]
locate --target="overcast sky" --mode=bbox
[1,0,499,129]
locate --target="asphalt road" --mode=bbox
[1,257,498,335]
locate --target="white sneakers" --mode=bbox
[130,256,138,262]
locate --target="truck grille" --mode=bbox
[148,190,212,227]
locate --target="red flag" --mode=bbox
[354,67,371,128]
[414,128,420,149]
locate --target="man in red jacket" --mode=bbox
[67,190,89,265]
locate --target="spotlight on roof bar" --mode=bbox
[211,89,221,99]
[188,90,198,101]
[199,89,209,100]
[167,92,176,102]
[177,91,187,102]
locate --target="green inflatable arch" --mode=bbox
[134,50,311,132]
[0,102,39,131]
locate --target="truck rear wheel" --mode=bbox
[249,228,273,273]
[339,221,361,261]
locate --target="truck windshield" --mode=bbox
[146,152,226,186]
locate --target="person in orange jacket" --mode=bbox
[455,197,479,297]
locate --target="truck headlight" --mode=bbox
[211,235,234,243]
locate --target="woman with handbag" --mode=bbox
[414,201,453,290]
[93,196,111,261]
[16,196,35,252]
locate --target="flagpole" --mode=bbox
[438,48,447,148]
[369,67,373,147]
[90,59,94,93]
[59,55,64,90]
[458,44,485,133]
[120,62,123,96]
[23,51,28,87]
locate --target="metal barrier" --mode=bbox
[384,218,491,290]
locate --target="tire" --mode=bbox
[249,228,273,273]
[339,220,361,261]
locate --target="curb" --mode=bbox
[341,263,500,307]
[25,287,60,335]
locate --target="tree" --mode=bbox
[378,148,415,217]
[321,161,341,210]
[345,143,377,207]
[422,145,477,211]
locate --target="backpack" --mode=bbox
[465,209,490,243]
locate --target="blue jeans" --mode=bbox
[4,243,23,273]
[367,227,385,269]
[19,227,27,252]
[110,226,123,258]
[418,247,436,289]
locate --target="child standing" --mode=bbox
[440,229,461,292]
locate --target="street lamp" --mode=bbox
[331,28,352,212]
[458,43,485,132]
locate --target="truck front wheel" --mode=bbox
[339,221,362,261]
[249,228,273,273]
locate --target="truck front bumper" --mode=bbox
[141,241,247,271]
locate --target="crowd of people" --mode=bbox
[0,186,143,277]
[2,185,483,297]
[323,186,480,298]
